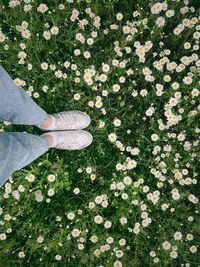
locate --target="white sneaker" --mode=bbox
[39,110,91,131]
[43,129,93,150]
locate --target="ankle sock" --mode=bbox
[43,132,58,148]
[40,115,57,130]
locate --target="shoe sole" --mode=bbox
[56,129,93,150]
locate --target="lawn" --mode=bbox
[0,0,200,266]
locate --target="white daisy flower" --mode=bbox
[37,3,48,13]
[21,29,31,39]
[50,26,59,35]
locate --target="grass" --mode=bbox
[0,0,200,266]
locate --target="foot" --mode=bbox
[42,129,93,150]
[39,110,91,131]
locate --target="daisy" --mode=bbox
[186,234,193,241]
[83,51,91,59]
[151,3,163,14]
[90,235,98,243]
[94,215,103,224]
[156,17,166,28]
[24,4,32,12]
[0,32,6,42]
[183,76,193,84]
[151,134,159,141]
[64,61,70,68]
[37,236,44,243]
[108,133,117,143]
[104,221,112,228]
[33,92,39,98]
[99,74,107,82]
[47,174,56,182]
[55,70,63,78]
[162,241,171,250]
[113,118,121,127]
[116,250,124,258]
[18,251,25,258]
[73,188,80,194]
[25,174,36,182]
[119,76,125,83]
[74,93,81,100]
[55,255,62,261]
[71,228,81,237]
[50,26,59,35]
[37,3,48,13]
[123,25,131,34]
[42,85,49,92]
[41,62,48,70]
[166,10,175,17]
[126,159,137,169]
[116,13,123,21]
[84,73,92,83]
[18,51,27,59]
[67,212,75,220]
[47,188,55,197]
[140,89,148,97]
[21,29,31,39]
[170,251,178,259]
[74,49,81,56]
[191,88,199,97]
[174,232,182,240]
[102,63,110,72]
[95,101,103,108]
[21,21,29,29]
[113,84,120,92]
[87,37,94,45]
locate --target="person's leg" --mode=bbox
[0,64,48,127]
[0,132,49,187]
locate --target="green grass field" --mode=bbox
[0,0,200,266]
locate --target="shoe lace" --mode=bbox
[56,113,77,129]
[57,132,77,149]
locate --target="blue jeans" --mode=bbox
[0,64,49,187]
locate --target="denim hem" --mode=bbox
[34,112,49,128]
[40,135,49,151]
